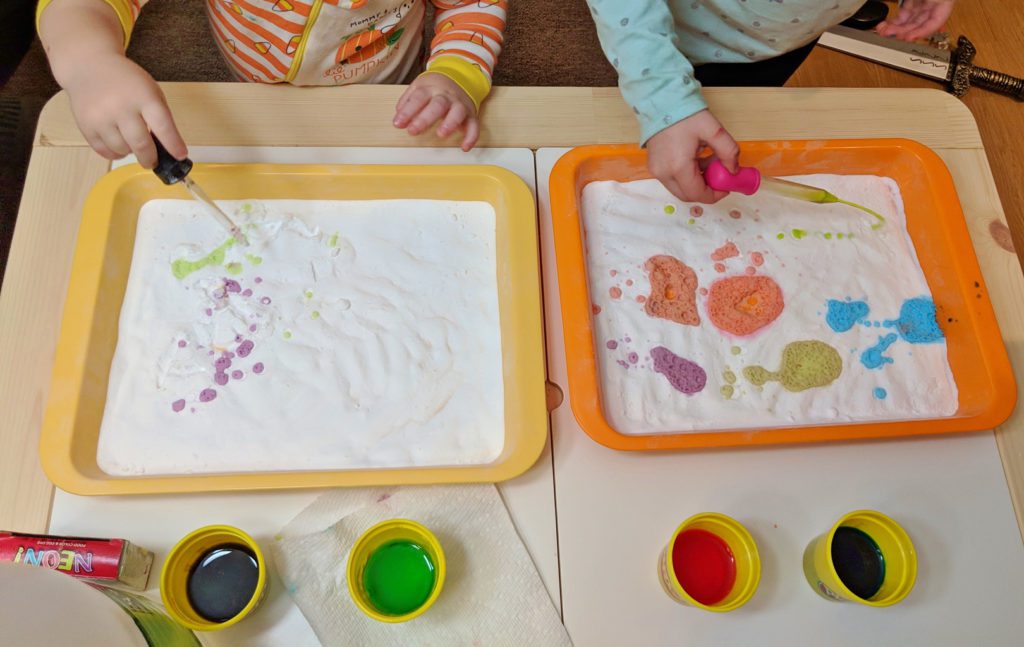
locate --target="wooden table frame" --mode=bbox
[2,84,1022,542]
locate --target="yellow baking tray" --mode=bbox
[41,163,546,494]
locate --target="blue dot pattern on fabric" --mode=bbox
[883,297,944,344]
[825,299,869,333]
[873,387,887,400]
[860,334,899,370]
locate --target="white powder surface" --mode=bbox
[98,199,504,475]
[581,175,958,435]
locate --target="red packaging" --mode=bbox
[0,532,154,590]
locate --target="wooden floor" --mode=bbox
[788,2,1024,268]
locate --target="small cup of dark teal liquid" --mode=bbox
[160,525,267,631]
[803,510,917,606]
[347,519,446,623]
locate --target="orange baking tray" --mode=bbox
[549,140,1016,451]
[41,163,547,494]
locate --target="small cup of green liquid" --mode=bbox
[347,519,446,623]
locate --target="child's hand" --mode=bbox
[646,110,739,204]
[876,0,955,42]
[393,73,480,151]
[62,54,186,169]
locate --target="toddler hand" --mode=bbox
[393,73,480,151]
[63,54,186,168]
[876,0,955,42]
[647,110,739,204]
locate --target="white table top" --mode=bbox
[48,146,560,646]
[536,148,1024,646]
[48,146,1024,646]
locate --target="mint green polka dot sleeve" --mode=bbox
[584,1,863,146]
[586,0,706,146]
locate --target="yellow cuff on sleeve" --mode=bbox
[37,0,135,49]
[422,56,491,111]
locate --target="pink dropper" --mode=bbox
[702,160,886,228]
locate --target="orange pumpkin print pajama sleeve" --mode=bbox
[425,0,507,110]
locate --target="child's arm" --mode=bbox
[38,0,186,168]
[393,0,507,151]
[586,0,738,203]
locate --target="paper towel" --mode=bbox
[271,485,571,646]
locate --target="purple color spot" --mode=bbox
[214,356,232,371]
[650,346,707,395]
[207,350,215,356]
[606,340,618,350]
[214,288,226,299]
[248,324,257,332]
[190,407,196,413]
[253,362,265,374]
[171,399,186,412]
[205,308,213,316]
[232,370,243,380]
[260,297,271,305]
[254,277,263,284]
[237,340,255,358]
[177,340,187,348]
[624,337,632,343]
[224,279,241,293]
[617,360,630,369]
[214,372,229,386]
[226,352,235,359]
[628,352,639,364]
[199,388,218,402]
[242,289,253,297]
[234,334,243,343]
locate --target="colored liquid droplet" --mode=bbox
[664,204,676,215]
[186,544,260,623]
[831,527,885,600]
[363,540,437,616]
[671,529,736,606]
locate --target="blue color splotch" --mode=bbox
[860,334,899,370]
[826,299,870,333]
[873,387,887,400]
[883,297,944,344]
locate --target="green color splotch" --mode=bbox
[824,232,833,240]
[304,290,313,299]
[170,238,236,279]
[241,203,254,214]
[283,330,293,340]
[776,233,785,240]
[720,385,735,399]
[311,311,320,320]
[722,370,737,385]
[328,233,339,248]
[730,346,742,355]
[688,218,696,225]
[791,228,807,240]
[743,340,842,392]
[664,204,676,215]
[225,262,243,275]
[245,253,263,266]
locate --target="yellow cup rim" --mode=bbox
[822,510,917,607]
[159,524,267,631]
[346,519,446,623]
[664,512,761,612]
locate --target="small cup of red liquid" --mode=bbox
[658,513,761,612]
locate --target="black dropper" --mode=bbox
[152,134,193,185]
